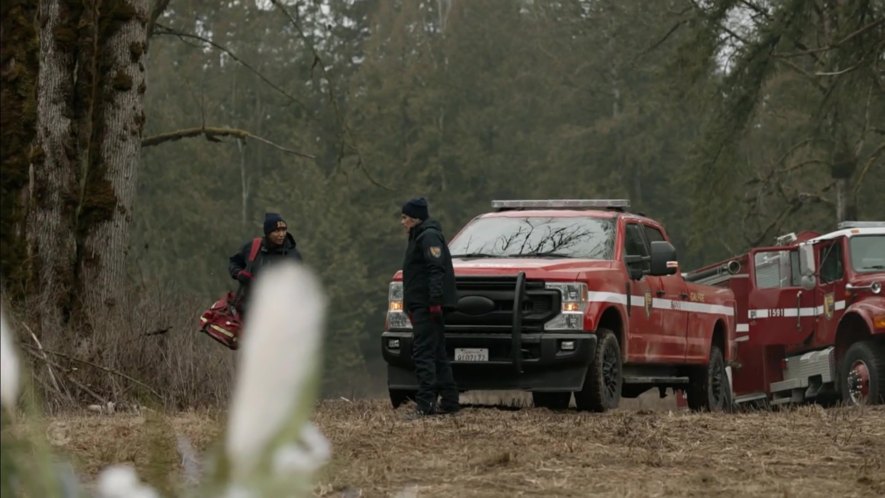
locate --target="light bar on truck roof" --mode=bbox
[837,221,885,229]
[491,199,630,210]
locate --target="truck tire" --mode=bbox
[840,340,885,406]
[574,328,621,412]
[389,388,416,409]
[687,344,730,411]
[532,392,571,410]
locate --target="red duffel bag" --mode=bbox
[198,237,261,350]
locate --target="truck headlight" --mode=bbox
[544,282,587,330]
[386,282,412,330]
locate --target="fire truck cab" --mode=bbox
[685,221,885,406]
[382,200,737,412]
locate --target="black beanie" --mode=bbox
[263,212,286,235]
[402,197,429,221]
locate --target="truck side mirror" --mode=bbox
[650,241,678,276]
[798,244,816,290]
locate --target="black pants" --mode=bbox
[410,307,459,413]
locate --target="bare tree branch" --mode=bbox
[23,345,163,402]
[153,23,310,112]
[784,159,829,173]
[23,323,65,397]
[774,19,884,57]
[642,19,689,56]
[142,126,316,159]
[737,0,771,20]
[815,60,867,77]
[720,25,751,46]
[146,0,172,40]
[749,181,836,246]
[270,0,391,190]
[774,56,828,92]
[852,142,885,194]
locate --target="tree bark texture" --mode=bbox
[22,0,151,336]
[30,0,80,336]
[0,2,39,293]
[79,0,149,316]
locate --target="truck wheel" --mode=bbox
[389,388,416,408]
[687,344,730,411]
[840,340,885,406]
[532,392,571,410]
[574,328,621,412]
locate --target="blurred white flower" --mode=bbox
[1,311,21,409]
[225,262,329,481]
[272,423,332,474]
[96,465,158,498]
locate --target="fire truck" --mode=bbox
[684,221,885,406]
[382,199,737,412]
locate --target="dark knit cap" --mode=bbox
[263,212,286,235]
[401,197,429,221]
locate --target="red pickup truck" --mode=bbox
[382,200,737,411]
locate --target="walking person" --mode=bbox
[229,212,303,316]
[399,197,460,417]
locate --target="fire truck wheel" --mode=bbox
[686,344,730,411]
[389,388,416,409]
[574,328,622,412]
[840,340,885,406]
[532,392,571,410]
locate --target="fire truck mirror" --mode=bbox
[800,275,816,291]
[649,241,677,276]
[798,244,816,287]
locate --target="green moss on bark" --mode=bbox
[112,70,133,91]
[0,3,39,294]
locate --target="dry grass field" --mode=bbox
[18,394,885,498]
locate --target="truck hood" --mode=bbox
[848,273,885,287]
[390,258,617,280]
[847,273,885,299]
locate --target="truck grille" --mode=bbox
[446,276,560,332]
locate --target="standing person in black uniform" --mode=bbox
[229,212,303,315]
[400,197,460,417]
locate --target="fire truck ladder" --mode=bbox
[683,260,742,286]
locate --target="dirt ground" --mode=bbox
[22,394,885,497]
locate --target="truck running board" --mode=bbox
[622,376,689,385]
[734,392,768,405]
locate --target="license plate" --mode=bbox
[455,348,488,362]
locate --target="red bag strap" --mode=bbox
[232,237,263,310]
[247,237,262,263]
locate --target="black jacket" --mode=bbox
[229,233,303,281]
[402,219,457,311]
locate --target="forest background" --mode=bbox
[1,0,882,408]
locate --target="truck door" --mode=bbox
[748,248,816,347]
[622,223,659,363]
[809,238,847,348]
[643,224,689,361]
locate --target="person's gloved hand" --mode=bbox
[236,270,253,284]
[429,304,443,320]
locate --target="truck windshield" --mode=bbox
[849,235,885,273]
[449,217,615,259]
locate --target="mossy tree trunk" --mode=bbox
[0,2,39,298]
[30,0,81,335]
[23,0,151,337]
[78,1,149,318]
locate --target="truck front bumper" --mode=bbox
[381,331,597,392]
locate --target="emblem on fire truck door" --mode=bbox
[824,292,835,320]
[644,290,653,318]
